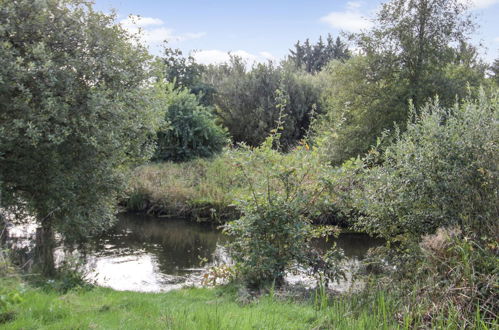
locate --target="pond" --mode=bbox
[6,213,383,292]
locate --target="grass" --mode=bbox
[126,154,242,222]
[125,148,356,226]
[3,283,404,330]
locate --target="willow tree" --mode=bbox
[0,0,163,275]
[316,0,484,164]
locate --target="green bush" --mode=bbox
[204,57,322,149]
[356,92,498,240]
[354,93,498,328]
[154,87,228,162]
[223,121,344,288]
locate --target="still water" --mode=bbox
[7,213,382,292]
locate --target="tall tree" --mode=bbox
[0,0,163,274]
[288,35,350,73]
[315,0,484,164]
[359,0,476,108]
[161,46,216,105]
[204,57,322,148]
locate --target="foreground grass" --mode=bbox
[4,284,403,330]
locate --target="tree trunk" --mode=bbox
[35,219,55,276]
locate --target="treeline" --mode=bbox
[155,4,496,163]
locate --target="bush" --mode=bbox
[154,87,228,162]
[354,93,498,328]
[223,122,345,288]
[356,92,499,240]
[204,57,322,149]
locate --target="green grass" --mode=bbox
[4,285,402,330]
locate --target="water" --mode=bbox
[5,213,382,292]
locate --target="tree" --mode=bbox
[491,58,499,85]
[154,86,228,162]
[204,57,322,149]
[315,0,484,164]
[288,34,350,73]
[161,46,216,106]
[0,0,162,275]
[359,0,476,109]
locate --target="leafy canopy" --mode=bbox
[0,0,164,241]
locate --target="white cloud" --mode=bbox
[120,15,164,28]
[120,15,205,51]
[259,51,276,61]
[192,50,275,66]
[320,3,373,32]
[346,1,363,10]
[494,37,499,42]
[459,0,499,9]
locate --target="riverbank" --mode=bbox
[1,278,402,329]
[124,150,357,226]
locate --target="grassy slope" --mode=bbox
[5,286,399,330]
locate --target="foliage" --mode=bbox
[0,0,163,246]
[204,57,322,149]
[154,86,228,162]
[0,283,23,324]
[127,151,245,222]
[361,228,498,328]
[356,93,498,239]
[358,0,478,109]
[315,0,485,164]
[160,47,215,106]
[491,58,499,86]
[288,34,350,73]
[313,56,406,164]
[223,117,345,288]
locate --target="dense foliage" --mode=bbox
[1,0,498,327]
[205,58,322,148]
[224,131,344,288]
[154,86,228,162]
[314,0,486,164]
[0,0,163,273]
[356,94,498,240]
[288,34,350,73]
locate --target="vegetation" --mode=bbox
[0,0,164,275]
[154,86,228,162]
[6,275,489,330]
[354,94,499,327]
[315,0,486,164]
[288,34,351,73]
[204,58,322,148]
[1,0,498,328]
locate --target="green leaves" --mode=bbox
[356,93,499,240]
[0,0,163,241]
[223,133,344,288]
[154,87,228,162]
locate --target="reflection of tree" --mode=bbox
[88,214,224,275]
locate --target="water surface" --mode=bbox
[6,213,382,292]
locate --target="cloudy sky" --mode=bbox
[94,0,499,64]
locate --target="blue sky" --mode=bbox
[93,0,499,64]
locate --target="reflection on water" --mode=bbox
[89,214,225,276]
[6,213,382,292]
[84,213,227,292]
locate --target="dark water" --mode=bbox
[6,213,382,292]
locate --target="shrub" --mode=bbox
[354,92,498,328]
[223,118,344,288]
[356,92,499,240]
[154,87,229,162]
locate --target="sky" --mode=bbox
[93,0,499,65]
